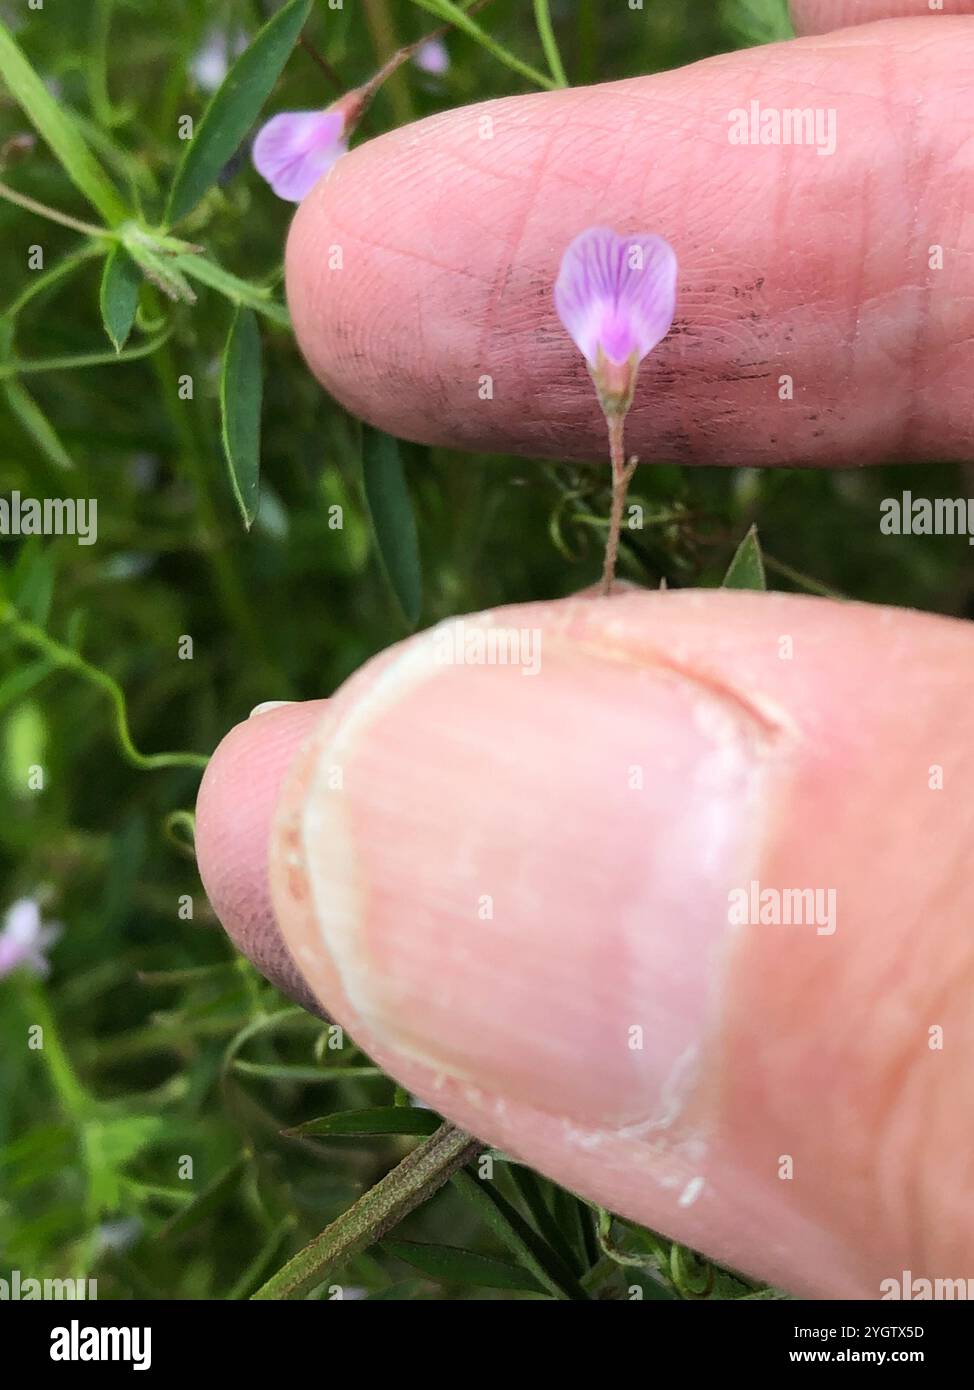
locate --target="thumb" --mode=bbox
[198,591,974,1298]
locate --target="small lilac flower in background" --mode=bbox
[0,897,62,979]
[253,22,460,205]
[413,36,450,77]
[554,226,678,593]
[252,109,347,203]
[190,27,248,93]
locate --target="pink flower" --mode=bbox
[252,110,347,203]
[0,897,61,979]
[554,226,677,415]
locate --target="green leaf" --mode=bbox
[83,1113,164,1216]
[383,1240,547,1294]
[164,0,312,226]
[286,1107,441,1139]
[159,1155,247,1242]
[507,1165,581,1278]
[220,306,262,528]
[10,540,55,625]
[361,426,423,626]
[0,658,56,719]
[0,20,127,226]
[1,378,73,470]
[722,524,767,590]
[99,245,142,352]
[364,1280,429,1301]
[451,1168,588,1300]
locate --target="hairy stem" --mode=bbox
[0,176,114,239]
[362,0,415,124]
[252,1123,481,1299]
[600,413,638,595]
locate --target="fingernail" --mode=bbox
[294,631,775,1131]
[249,700,294,719]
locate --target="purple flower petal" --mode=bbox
[413,37,450,76]
[0,897,51,978]
[252,110,347,203]
[554,226,678,368]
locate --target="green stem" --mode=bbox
[0,176,115,239]
[89,0,118,128]
[251,1124,482,1299]
[596,1207,669,1275]
[230,1061,381,1082]
[171,253,290,327]
[221,1007,318,1079]
[362,0,415,124]
[409,0,556,90]
[763,552,845,600]
[0,327,171,377]
[533,0,568,87]
[163,808,197,858]
[0,604,209,771]
[1,243,105,321]
[600,414,638,595]
[22,978,91,1121]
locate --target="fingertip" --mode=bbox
[790,0,974,35]
[267,592,974,1296]
[195,699,331,1012]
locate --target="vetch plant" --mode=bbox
[0,0,859,1307]
[251,13,473,205]
[554,226,678,593]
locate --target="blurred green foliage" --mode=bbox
[0,0,971,1301]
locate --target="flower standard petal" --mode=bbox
[554,225,677,411]
[252,110,347,203]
